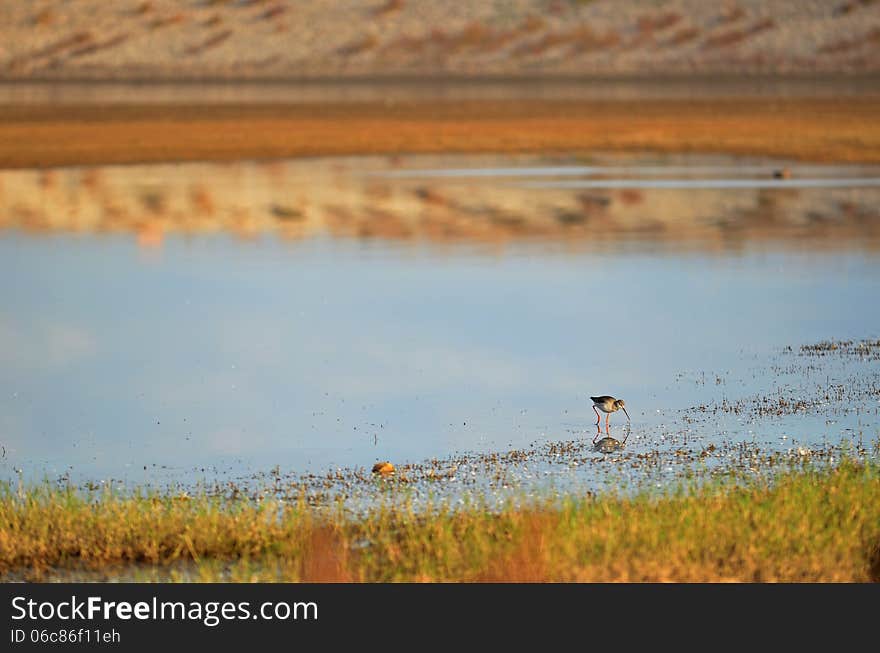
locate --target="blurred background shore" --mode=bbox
[2,1,879,245]
[2,0,878,80]
[2,1,879,171]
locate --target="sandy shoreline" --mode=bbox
[1,96,880,169]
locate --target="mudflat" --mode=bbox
[2,96,879,169]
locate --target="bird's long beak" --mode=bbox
[622,407,631,421]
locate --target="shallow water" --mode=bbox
[1,152,879,503]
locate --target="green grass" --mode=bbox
[2,459,879,582]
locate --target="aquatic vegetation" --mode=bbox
[2,459,878,582]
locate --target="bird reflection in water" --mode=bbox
[592,421,630,454]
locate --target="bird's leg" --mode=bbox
[605,413,610,430]
[593,406,601,425]
[592,425,601,443]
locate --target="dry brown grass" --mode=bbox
[1,96,879,170]
[666,26,700,46]
[299,526,352,582]
[149,13,187,31]
[185,29,234,56]
[337,34,379,57]
[32,9,56,27]
[718,6,747,25]
[373,0,405,18]
[0,97,880,168]
[820,27,880,54]
[637,12,682,34]
[259,5,286,21]
[703,18,775,49]
[133,2,154,16]
[67,33,130,59]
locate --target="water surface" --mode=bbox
[1,153,878,500]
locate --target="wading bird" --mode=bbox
[591,395,630,430]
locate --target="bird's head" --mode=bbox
[615,399,630,420]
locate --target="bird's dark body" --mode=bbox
[590,394,630,427]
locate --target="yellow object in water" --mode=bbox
[372,461,395,476]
